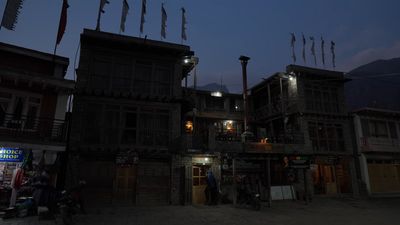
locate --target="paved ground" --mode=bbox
[2,197,400,225]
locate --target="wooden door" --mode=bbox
[114,166,137,204]
[323,165,337,194]
[192,165,208,204]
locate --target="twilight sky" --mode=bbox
[1,0,400,93]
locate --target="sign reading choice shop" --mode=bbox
[0,147,24,162]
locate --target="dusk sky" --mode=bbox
[1,0,399,93]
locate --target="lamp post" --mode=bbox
[239,55,250,132]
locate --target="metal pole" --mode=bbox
[279,77,286,143]
[239,56,250,132]
[95,0,102,31]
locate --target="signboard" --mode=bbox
[0,147,24,162]
[116,151,138,166]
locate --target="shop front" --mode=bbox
[0,147,28,207]
[1,146,62,219]
[312,156,353,195]
[191,155,219,205]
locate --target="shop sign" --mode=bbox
[0,147,24,162]
[288,156,310,169]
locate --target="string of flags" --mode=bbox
[290,33,336,69]
[120,0,129,33]
[161,3,167,39]
[1,0,190,48]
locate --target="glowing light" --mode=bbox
[185,121,193,133]
[205,157,209,162]
[211,91,222,97]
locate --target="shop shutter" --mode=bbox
[136,161,170,205]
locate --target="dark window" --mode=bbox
[205,96,225,111]
[112,63,132,92]
[308,122,345,152]
[370,120,388,138]
[83,104,102,143]
[388,122,398,139]
[92,60,111,90]
[153,67,171,96]
[104,106,120,144]
[13,97,24,120]
[304,84,340,113]
[134,62,152,95]
[25,105,38,129]
[121,107,137,144]
[361,119,370,137]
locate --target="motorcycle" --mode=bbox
[237,188,261,211]
[58,190,76,225]
[57,181,85,225]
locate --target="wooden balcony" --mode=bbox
[0,113,67,144]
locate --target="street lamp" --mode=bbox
[239,55,253,143]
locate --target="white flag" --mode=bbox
[120,0,129,32]
[1,0,25,30]
[100,0,110,13]
[181,7,187,41]
[140,0,146,34]
[161,3,167,39]
[310,36,317,66]
[331,41,336,68]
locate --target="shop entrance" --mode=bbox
[312,163,352,195]
[114,165,137,204]
[313,164,337,194]
[192,165,210,205]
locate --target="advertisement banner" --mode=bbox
[0,147,24,162]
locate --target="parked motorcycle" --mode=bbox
[57,181,85,225]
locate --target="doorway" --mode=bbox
[192,165,210,204]
[114,165,137,204]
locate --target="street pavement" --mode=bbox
[2,197,400,225]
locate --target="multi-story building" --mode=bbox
[0,42,74,203]
[68,29,195,205]
[353,108,400,195]
[175,88,243,204]
[250,65,358,197]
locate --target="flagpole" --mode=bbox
[96,0,102,31]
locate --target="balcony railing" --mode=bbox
[0,113,67,143]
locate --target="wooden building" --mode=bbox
[68,29,195,205]
[0,42,74,196]
[249,65,358,197]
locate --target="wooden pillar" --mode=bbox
[303,168,308,205]
[267,157,272,207]
[233,158,237,205]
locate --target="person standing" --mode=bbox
[206,170,218,205]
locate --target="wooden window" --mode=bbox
[388,122,398,139]
[91,60,111,90]
[121,107,137,144]
[134,62,152,95]
[112,63,132,92]
[308,122,345,152]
